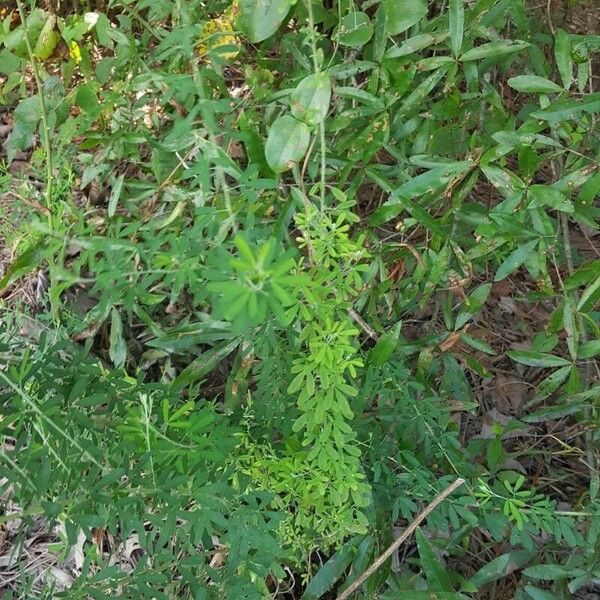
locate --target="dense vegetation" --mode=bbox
[1,0,599,597]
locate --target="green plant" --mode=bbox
[1,0,599,597]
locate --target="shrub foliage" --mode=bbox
[1,0,599,597]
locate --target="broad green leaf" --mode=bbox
[523,564,574,580]
[494,240,538,281]
[369,322,401,366]
[460,333,495,356]
[384,33,444,59]
[481,165,526,196]
[370,162,469,228]
[470,552,536,587]
[239,0,294,43]
[171,338,240,391]
[449,0,464,56]
[577,56,590,95]
[301,537,357,600]
[6,95,41,163]
[464,353,493,377]
[527,185,573,213]
[3,27,28,57]
[507,75,563,94]
[460,40,529,62]
[4,8,46,57]
[531,366,572,403]
[372,195,446,234]
[329,60,376,79]
[524,585,561,600]
[577,275,600,312]
[147,321,234,351]
[524,401,585,423]
[531,93,600,121]
[290,72,331,126]
[33,15,58,60]
[334,12,373,47]
[373,5,387,61]
[336,86,385,110]
[466,283,492,312]
[0,49,22,75]
[492,130,562,150]
[76,82,98,113]
[108,173,125,218]
[578,340,600,359]
[265,115,310,173]
[399,64,450,112]
[554,29,573,90]
[554,164,599,192]
[416,56,454,71]
[109,308,127,368]
[507,350,572,368]
[0,242,45,291]
[343,536,377,593]
[372,162,470,218]
[383,0,427,36]
[441,355,471,403]
[415,528,452,591]
[455,283,491,328]
[565,259,600,289]
[563,298,579,361]
[487,438,505,472]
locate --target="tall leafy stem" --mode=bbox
[304,0,327,209]
[15,0,53,220]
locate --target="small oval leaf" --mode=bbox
[265,115,310,173]
[239,0,294,43]
[290,72,332,126]
[334,12,373,47]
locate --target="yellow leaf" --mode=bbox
[69,41,82,64]
[197,16,240,61]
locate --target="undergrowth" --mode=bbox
[0,0,599,598]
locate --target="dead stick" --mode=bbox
[348,308,379,341]
[7,190,51,217]
[335,478,465,600]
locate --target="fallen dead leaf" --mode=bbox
[491,373,529,414]
[440,330,463,352]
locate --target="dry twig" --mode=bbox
[335,478,465,600]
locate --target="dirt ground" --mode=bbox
[546,0,600,35]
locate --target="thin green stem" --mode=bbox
[15,0,53,223]
[305,0,327,209]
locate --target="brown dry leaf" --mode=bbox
[227,139,246,160]
[388,260,405,282]
[209,546,227,569]
[492,373,529,414]
[209,536,227,569]
[498,296,517,314]
[92,528,106,553]
[491,280,513,298]
[440,330,462,352]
